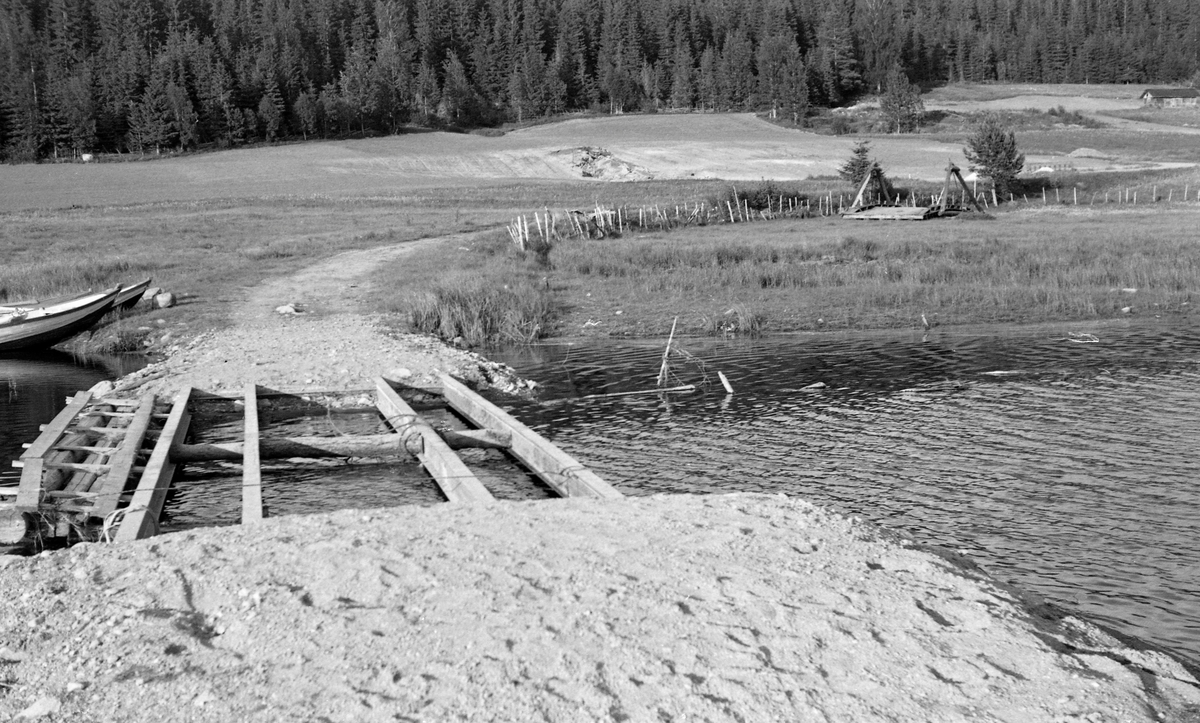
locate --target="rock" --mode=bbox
[388,367,413,379]
[803,382,827,390]
[452,336,468,348]
[16,696,61,719]
[1121,288,1137,294]
[142,287,162,301]
[1121,306,1132,314]
[275,303,299,315]
[153,292,176,309]
[87,380,115,396]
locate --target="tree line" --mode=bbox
[2,0,1197,162]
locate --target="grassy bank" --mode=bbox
[378,197,1199,343]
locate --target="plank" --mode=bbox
[42,444,119,456]
[439,374,622,499]
[15,457,44,511]
[374,378,493,504]
[40,461,112,476]
[20,392,92,460]
[89,392,159,520]
[114,387,192,542]
[242,384,263,524]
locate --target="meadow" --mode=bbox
[380,196,1200,344]
[2,93,1198,350]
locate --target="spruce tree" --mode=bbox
[963,114,1025,197]
[879,64,923,133]
[838,140,874,185]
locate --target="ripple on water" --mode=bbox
[491,323,1200,667]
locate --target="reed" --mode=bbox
[397,275,555,346]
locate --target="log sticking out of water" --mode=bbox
[0,508,33,547]
[170,429,510,463]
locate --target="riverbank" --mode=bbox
[2,494,1199,722]
[5,235,1200,721]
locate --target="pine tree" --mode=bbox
[963,114,1024,197]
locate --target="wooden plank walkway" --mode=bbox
[114,387,192,542]
[440,374,622,499]
[90,391,158,520]
[8,372,620,548]
[374,377,494,504]
[241,384,263,523]
[16,392,92,511]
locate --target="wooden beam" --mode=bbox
[89,392,158,520]
[439,374,622,499]
[242,383,263,523]
[374,378,493,504]
[114,387,192,542]
[15,457,44,512]
[20,392,92,460]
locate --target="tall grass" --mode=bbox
[0,257,147,301]
[539,207,1198,333]
[400,275,555,346]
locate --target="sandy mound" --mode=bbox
[2,494,1196,722]
[555,147,655,181]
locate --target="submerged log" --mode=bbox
[171,434,408,462]
[170,429,510,463]
[0,508,33,547]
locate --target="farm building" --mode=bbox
[1139,88,1200,107]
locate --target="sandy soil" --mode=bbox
[3,494,1199,722]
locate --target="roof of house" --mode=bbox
[1140,88,1200,99]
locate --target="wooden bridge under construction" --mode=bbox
[1,374,620,552]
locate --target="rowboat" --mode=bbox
[0,287,121,353]
[114,278,152,311]
[0,278,151,313]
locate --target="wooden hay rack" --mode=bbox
[842,162,986,221]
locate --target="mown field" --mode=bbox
[3,87,1198,351]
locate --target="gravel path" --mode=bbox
[118,231,532,399]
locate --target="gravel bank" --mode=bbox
[2,494,1198,722]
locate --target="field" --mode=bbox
[2,84,1198,349]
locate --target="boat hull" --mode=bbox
[114,278,152,312]
[0,288,120,353]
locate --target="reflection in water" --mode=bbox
[490,322,1200,668]
[0,351,146,486]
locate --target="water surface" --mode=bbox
[490,321,1200,668]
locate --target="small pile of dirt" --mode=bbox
[1068,147,1110,158]
[569,146,654,181]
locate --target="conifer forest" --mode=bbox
[2,0,1198,162]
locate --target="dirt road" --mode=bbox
[119,230,532,399]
